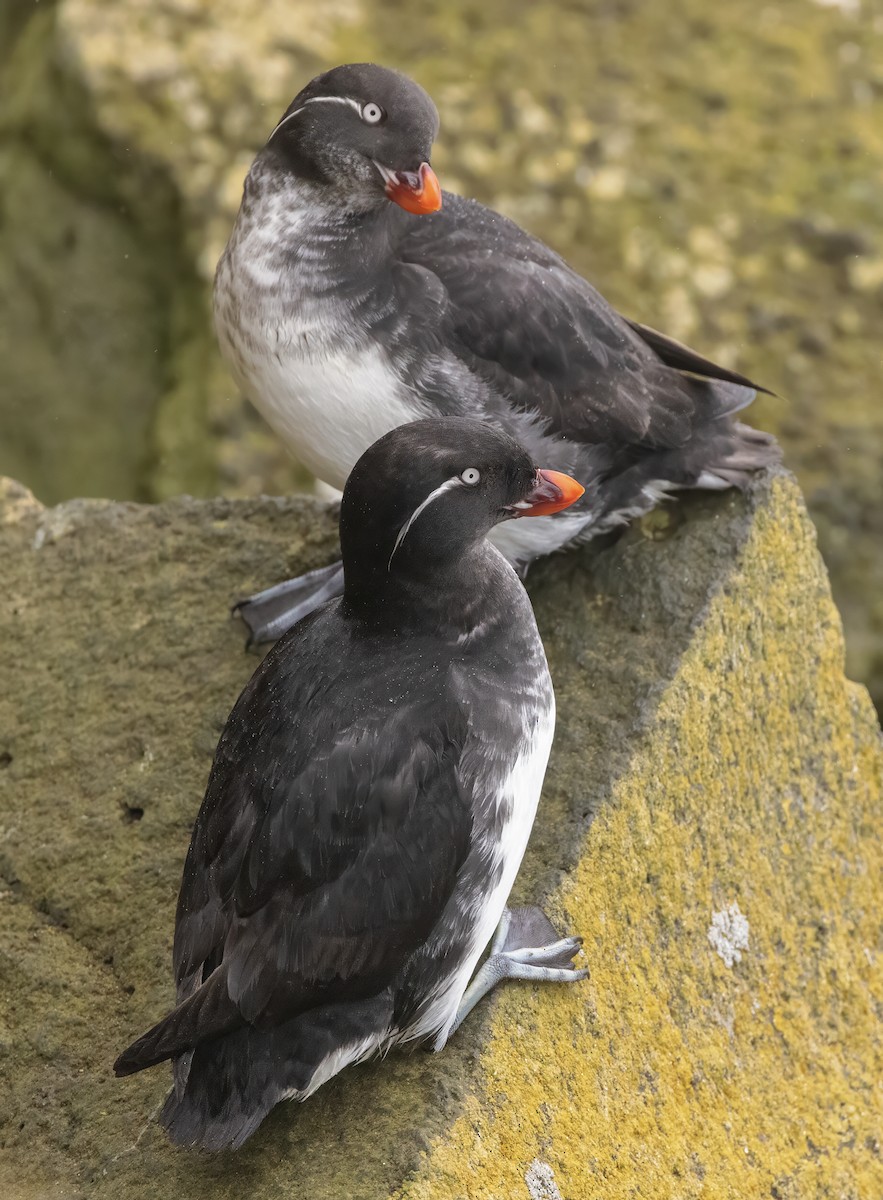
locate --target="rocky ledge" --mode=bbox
[0,472,880,1199]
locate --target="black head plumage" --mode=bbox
[264,63,440,210]
[339,418,536,596]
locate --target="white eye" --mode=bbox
[361,102,385,125]
[460,468,481,486]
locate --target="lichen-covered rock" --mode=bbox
[0,471,880,1198]
[1,0,882,708]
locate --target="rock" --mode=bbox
[1,471,880,1198]
[0,0,358,506]
[2,0,882,712]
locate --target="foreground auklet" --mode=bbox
[214,62,780,644]
[114,417,588,1150]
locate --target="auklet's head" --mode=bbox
[339,417,584,603]
[263,63,442,215]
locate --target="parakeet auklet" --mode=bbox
[114,417,588,1151]
[213,62,779,644]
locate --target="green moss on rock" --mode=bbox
[3,0,882,706]
[0,470,880,1197]
[0,3,215,505]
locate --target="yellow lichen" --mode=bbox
[399,479,883,1198]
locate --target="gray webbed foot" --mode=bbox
[446,905,588,1042]
[232,561,345,646]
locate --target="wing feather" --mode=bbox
[400,195,763,450]
[171,618,473,1037]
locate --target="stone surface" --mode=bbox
[1,471,880,1198]
[2,0,883,707]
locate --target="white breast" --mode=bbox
[213,188,422,491]
[223,330,418,492]
[214,178,591,563]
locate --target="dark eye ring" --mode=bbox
[361,102,386,126]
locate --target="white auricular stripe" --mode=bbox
[268,96,363,141]
[388,477,463,570]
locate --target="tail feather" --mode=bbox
[160,995,392,1150]
[697,421,781,488]
[681,371,763,421]
[160,1025,290,1151]
[592,418,781,533]
[114,972,239,1077]
[115,973,393,1152]
[703,380,758,419]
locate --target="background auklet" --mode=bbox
[113,417,587,1151]
[213,61,780,644]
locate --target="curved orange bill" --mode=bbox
[509,469,585,518]
[383,162,442,215]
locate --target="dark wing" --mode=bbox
[174,629,472,1020]
[220,709,472,1026]
[399,194,761,450]
[116,618,473,1073]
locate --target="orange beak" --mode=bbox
[508,469,585,518]
[381,162,442,215]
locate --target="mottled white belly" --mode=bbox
[221,332,419,492]
[214,218,423,491]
